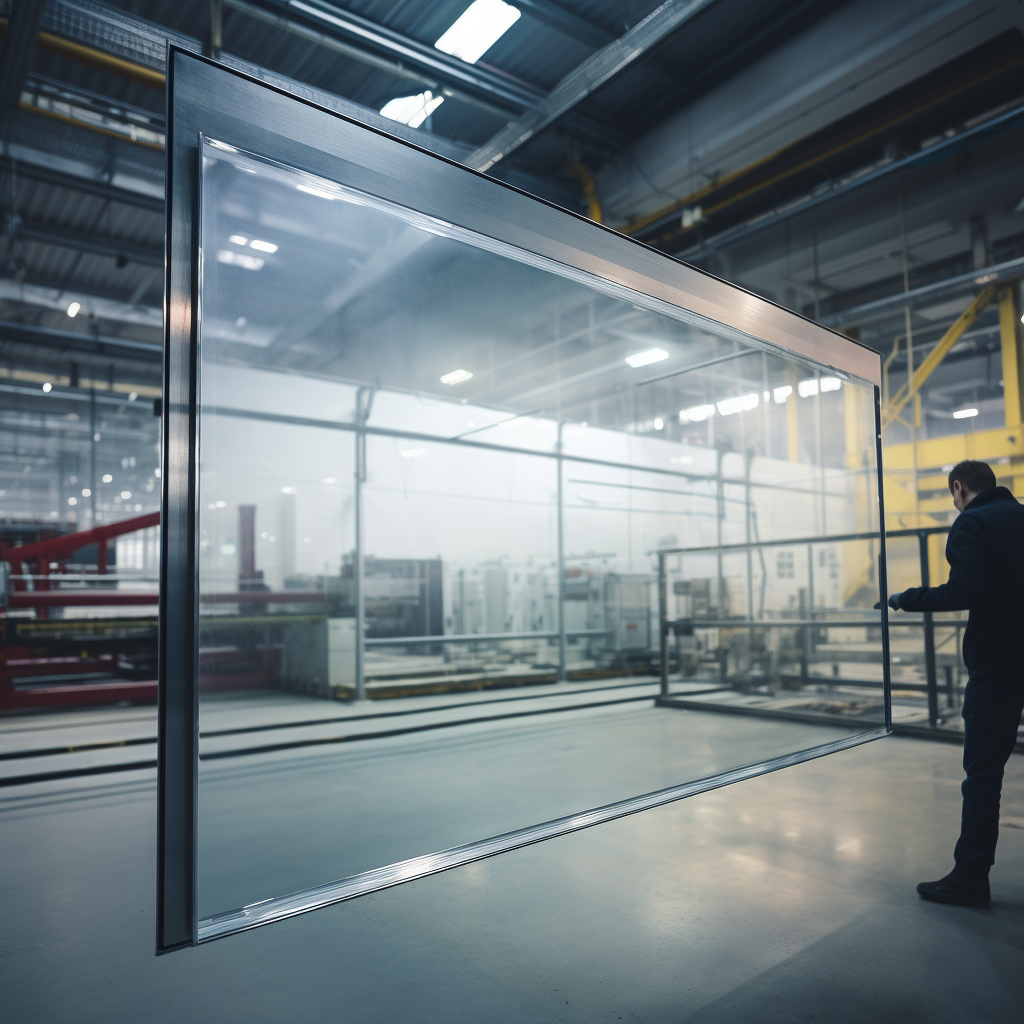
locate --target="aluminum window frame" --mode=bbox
[159,47,889,953]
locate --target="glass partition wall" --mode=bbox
[159,51,890,951]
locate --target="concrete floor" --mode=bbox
[3,716,1023,1022]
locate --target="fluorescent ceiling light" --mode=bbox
[401,448,427,458]
[68,496,77,506]
[653,417,664,430]
[120,491,131,500]
[249,239,278,253]
[773,385,792,404]
[296,183,336,200]
[380,90,444,128]
[42,382,52,393]
[682,404,715,422]
[625,347,669,368]
[716,393,759,416]
[216,249,264,271]
[281,486,296,494]
[66,301,80,318]
[435,0,520,64]
[229,234,248,245]
[952,407,979,419]
[440,368,473,385]
[102,474,113,483]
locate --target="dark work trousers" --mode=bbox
[953,679,1024,878]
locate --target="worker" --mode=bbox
[878,459,1024,906]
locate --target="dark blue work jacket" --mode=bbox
[898,486,1024,680]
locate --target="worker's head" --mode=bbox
[947,459,996,512]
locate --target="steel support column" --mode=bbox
[556,421,567,682]
[918,531,939,728]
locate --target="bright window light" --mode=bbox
[67,301,80,318]
[229,234,248,246]
[42,382,52,393]
[380,91,444,128]
[401,448,427,458]
[717,393,759,416]
[773,385,793,404]
[820,377,842,392]
[216,249,264,271]
[653,417,664,430]
[435,0,521,64]
[625,347,669,368]
[440,369,473,385]
[953,407,979,419]
[102,474,113,483]
[297,183,336,200]
[683,404,715,422]
[798,378,819,398]
[249,239,278,253]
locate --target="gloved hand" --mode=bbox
[873,594,901,611]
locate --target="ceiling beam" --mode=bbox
[467,0,720,172]
[13,218,163,268]
[0,155,164,213]
[0,319,162,363]
[515,0,614,49]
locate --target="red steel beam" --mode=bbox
[4,511,160,564]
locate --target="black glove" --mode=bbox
[873,594,901,611]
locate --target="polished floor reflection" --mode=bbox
[4,720,1022,1022]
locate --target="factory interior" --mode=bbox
[2,0,1023,1020]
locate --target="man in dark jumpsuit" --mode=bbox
[883,460,1024,906]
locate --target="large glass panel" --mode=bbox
[194,139,884,927]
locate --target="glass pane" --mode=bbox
[195,139,883,924]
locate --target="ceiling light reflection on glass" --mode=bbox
[216,250,264,271]
[66,301,80,318]
[773,385,793,404]
[952,407,979,419]
[380,90,444,128]
[680,404,715,422]
[435,0,521,64]
[716,393,759,416]
[625,348,669,368]
[798,377,842,398]
[440,369,473,385]
[249,239,278,253]
[229,234,248,245]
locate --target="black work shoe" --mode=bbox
[917,871,990,907]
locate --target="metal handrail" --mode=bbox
[657,522,959,727]
[365,629,609,647]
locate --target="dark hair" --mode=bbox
[947,459,996,495]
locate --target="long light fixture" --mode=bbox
[380,90,444,128]
[953,407,979,419]
[680,404,715,422]
[435,0,521,64]
[716,393,759,416]
[440,368,473,385]
[625,347,669,368]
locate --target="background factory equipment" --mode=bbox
[2,2,1023,1022]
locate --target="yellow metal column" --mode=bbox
[999,286,1024,496]
[999,287,1023,426]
